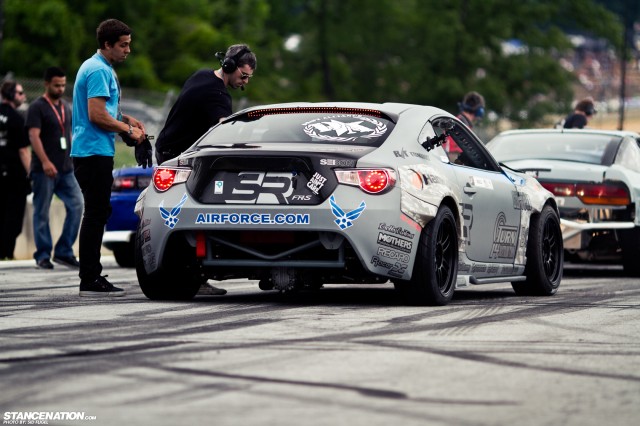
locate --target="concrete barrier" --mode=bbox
[14,195,109,261]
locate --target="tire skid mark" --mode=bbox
[149,364,519,409]
[0,300,301,338]
[0,340,186,363]
[0,316,282,359]
[1,275,637,370]
[155,364,408,400]
[438,305,504,337]
[0,299,606,362]
[357,339,640,382]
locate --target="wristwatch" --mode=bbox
[128,124,134,135]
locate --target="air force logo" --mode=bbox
[330,195,366,229]
[159,194,188,229]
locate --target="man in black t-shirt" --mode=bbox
[155,44,257,164]
[0,80,30,259]
[25,67,83,270]
[154,44,257,296]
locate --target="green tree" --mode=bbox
[1,0,84,77]
[269,0,623,126]
[0,0,628,128]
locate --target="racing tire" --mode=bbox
[512,205,563,296]
[112,242,135,268]
[620,226,640,277]
[135,228,202,300]
[395,205,458,306]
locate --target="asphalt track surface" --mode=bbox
[1,259,638,426]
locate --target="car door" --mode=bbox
[443,120,520,264]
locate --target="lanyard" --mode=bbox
[42,95,66,136]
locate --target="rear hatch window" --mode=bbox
[196,107,396,148]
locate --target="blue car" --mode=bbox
[103,166,153,267]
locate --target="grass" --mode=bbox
[114,139,138,169]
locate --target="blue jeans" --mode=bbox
[31,170,84,262]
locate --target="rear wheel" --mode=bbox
[396,205,458,306]
[512,205,563,296]
[135,229,202,300]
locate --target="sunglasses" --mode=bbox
[239,70,253,80]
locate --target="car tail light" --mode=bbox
[335,169,396,194]
[576,183,630,205]
[112,176,136,190]
[541,182,575,197]
[112,175,153,191]
[153,167,191,192]
[541,181,630,205]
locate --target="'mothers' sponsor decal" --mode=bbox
[196,213,310,225]
[377,232,413,253]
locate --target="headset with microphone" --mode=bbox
[215,47,252,90]
[216,47,251,74]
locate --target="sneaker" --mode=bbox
[79,275,126,297]
[37,259,54,269]
[197,283,227,296]
[53,255,81,268]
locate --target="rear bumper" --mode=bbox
[102,230,134,249]
[560,218,635,250]
[138,184,420,280]
[561,219,635,238]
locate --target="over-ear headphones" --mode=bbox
[1,82,17,101]
[220,47,251,74]
[471,105,485,118]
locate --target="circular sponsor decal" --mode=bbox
[302,115,387,142]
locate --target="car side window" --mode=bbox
[444,121,496,171]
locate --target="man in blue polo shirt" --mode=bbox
[72,19,145,297]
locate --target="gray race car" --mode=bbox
[134,102,563,305]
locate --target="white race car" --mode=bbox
[487,128,640,276]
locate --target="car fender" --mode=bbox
[503,169,559,265]
[398,164,459,227]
